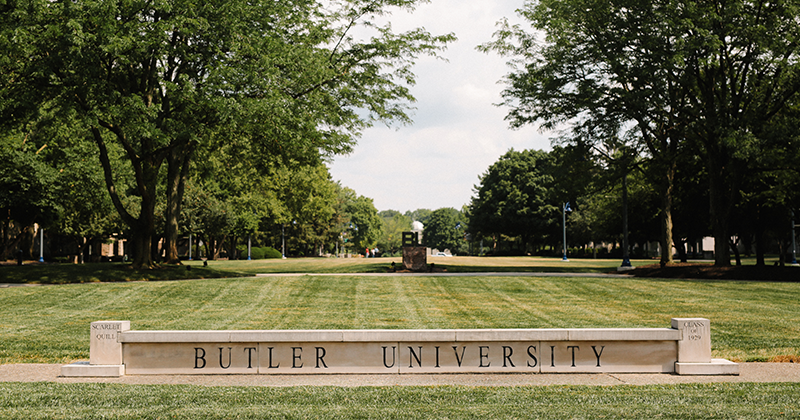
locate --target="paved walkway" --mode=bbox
[255,272,632,278]
[1,363,797,387]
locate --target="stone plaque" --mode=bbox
[89,321,129,365]
[672,318,712,363]
[402,246,427,271]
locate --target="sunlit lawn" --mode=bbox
[1,382,798,419]
[0,256,661,284]
[2,257,798,418]
[1,274,797,364]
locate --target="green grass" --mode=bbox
[0,257,656,284]
[0,261,245,284]
[1,275,798,363]
[0,382,798,419]
[2,259,798,418]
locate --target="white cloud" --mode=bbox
[329,0,552,213]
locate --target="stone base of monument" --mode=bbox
[675,359,740,375]
[402,246,427,271]
[61,318,738,377]
[61,361,125,377]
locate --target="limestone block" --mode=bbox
[675,359,740,375]
[455,329,568,342]
[120,330,233,343]
[342,330,456,342]
[671,318,712,363]
[231,330,344,343]
[568,328,680,341]
[61,361,124,377]
[124,342,260,375]
[539,341,677,373]
[89,321,129,365]
[258,342,400,374]
[397,341,542,373]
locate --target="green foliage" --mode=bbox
[405,208,433,225]
[0,134,61,229]
[376,210,413,255]
[424,207,467,254]
[468,149,560,253]
[483,0,800,265]
[2,0,454,267]
[340,187,383,252]
[237,246,282,260]
[275,165,341,256]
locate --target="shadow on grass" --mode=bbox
[629,263,800,282]
[436,264,615,274]
[0,263,248,284]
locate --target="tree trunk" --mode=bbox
[707,153,732,267]
[659,163,676,266]
[164,143,194,264]
[92,127,164,270]
[755,222,766,266]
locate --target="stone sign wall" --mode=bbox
[61,319,739,377]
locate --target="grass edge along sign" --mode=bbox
[61,318,739,377]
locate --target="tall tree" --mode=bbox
[377,210,413,255]
[679,0,800,265]
[468,149,559,252]
[340,188,383,253]
[481,0,694,265]
[3,0,453,268]
[484,0,800,266]
[424,207,466,253]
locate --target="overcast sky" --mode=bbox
[328,0,552,214]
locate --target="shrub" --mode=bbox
[262,247,282,259]
[236,246,282,259]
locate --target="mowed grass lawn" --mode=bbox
[2,260,799,419]
[0,256,656,284]
[1,382,798,419]
[1,274,797,363]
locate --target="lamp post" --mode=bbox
[281,225,287,259]
[562,202,569,261]
[621,171,632,268]
[792,210,798,266]
[38,226,44,262]
[247,234,252,260]
[188,233,192,261]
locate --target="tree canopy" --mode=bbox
[2,0,453,267]
[468,149,559,253]
[423,207,466,254]
[483,0,800,265]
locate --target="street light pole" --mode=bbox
[562,202,569,261]
[621,172,632,268]
[247,234,252,260]
[792,210,798,266]
[38,226,44,262]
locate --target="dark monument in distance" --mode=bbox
[402,231,427,271]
